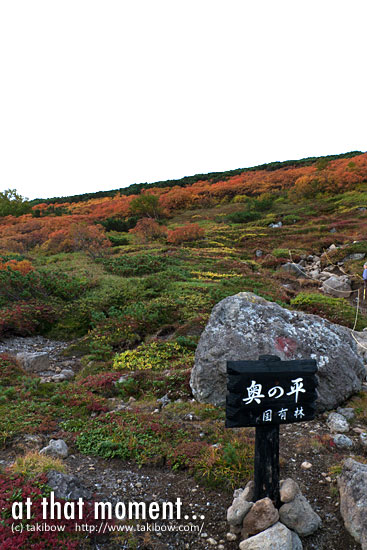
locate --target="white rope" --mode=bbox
[288,249,360,295]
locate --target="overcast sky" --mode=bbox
[0,1,366,200]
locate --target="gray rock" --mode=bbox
[337,407,355,420]
[279,493,321,536]
[343,253,365,262]
[242,497,279,536]
[40,439,69,458]
[330,228,337,233]
[327,412,350,433]
[338,459,367,549]
[47,470,92,500]
[227,497,253,526]
[157,394,171,407]
[190,292,365,410]
[239,522,302,550]
[279,263,304,277]
[16,352,50,373]
[360,433,367,448]
[255,250,263,258]
[321,275,352,298]
[59,368,75,380]
[269,222,283,228]
[333,434,353,449]
[280,478,300,503]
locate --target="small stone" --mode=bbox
[218,546,225,550]
[333,434,353,449]
[360,433,367,447]
[200,532,208,538]
[40,439,68,459]
[353,427,365,434]
[280,479,300,503]
[227,497,253,526]
[242,497,279,536]
[207,538,217,545]
[337,407,355,420]
[136,482,142,488]
[239,522,302,550]
[301,461,312,470]
[279,492,322,536]
[226,532,237,541]
[327,412,350,433]
[59,368,75,380]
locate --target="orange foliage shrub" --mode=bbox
[0,259,33,275]
[43,223,111,257]
[129,218,167,242]
[166,223,204,244]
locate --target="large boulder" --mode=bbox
[190,292,365,410]
[16,352,50,373]
[338,459,367,549]
[321,275,352,298]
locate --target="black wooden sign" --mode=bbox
[226,355,318,428]
[225,355,318,506]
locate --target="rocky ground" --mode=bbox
[1,335,367,550]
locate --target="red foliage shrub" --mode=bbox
[0,300,56,337]
[129,218,167,242]
[77,372,122,396]
[166,223,205,244]
[0,353,25,386]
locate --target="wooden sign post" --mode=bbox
[225,354,318,507]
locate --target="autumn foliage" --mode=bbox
[167,223,205,244]
[0,153,366,252]
[129,218,167,242]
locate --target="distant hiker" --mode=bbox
[363,263,367,299]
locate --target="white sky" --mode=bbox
[0,1,366,200]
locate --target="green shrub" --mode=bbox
[290,292,367,330]
[113,340,194,371]
[223,210,261,224]
[100,254,175,276]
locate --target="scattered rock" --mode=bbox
[239,522,302,550]
[338,458,367,549]
[337,407,355,420]
[227,496,253,526]
[157,394,171,408]
[207,538,217,545]
[190,292,365,410]
[269,221,283,228]
[242,497,279,536]
[343,253,365,262]
[360,433,367,448]
[333,434,353,449]
[321,275,352,298]
[59,368,75,380]
[280,479,300,503]
[279,263,304,277]
[279,493,322,536]
[301,461,312,470]
[255,250,263,258]
[16,352,50,373]
[47,470,92,500]
[226,532,237,541]
[327,412,350,433]
[40,439,69,459]
[12,434,44,452]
